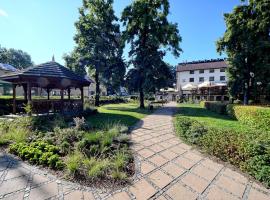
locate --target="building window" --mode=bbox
[220,68,225,72]
[220,76,226,81]
[190,70,194,74]
[199,69,204,74]
[209,77,215,81]
[209,69,215,73]
[189,78,194,82]
[199,77,204,82]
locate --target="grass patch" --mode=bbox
[177,104,253,132]
[87,103,153,128]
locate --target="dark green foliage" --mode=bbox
[0,46,33,69]
[217,0,270,103]
[226,104,270,131]
[121,0,182,108]
[202,101,228,115]
[9,141,64,169]
[66,0,125,106]
[174,114,270,187]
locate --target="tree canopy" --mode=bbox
[217,0,270,104]
[121,0,182,108]
[0,46,33,69]
[66,0,125,106]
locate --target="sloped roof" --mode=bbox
[0,61,91,88]
[0,63,18,72]
[177,59,228,72]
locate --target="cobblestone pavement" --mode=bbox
[0,102,270,200]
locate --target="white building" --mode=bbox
[176,59,229,101]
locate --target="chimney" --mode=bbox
[52,55,55,62]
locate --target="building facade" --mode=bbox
[176,59,229,101]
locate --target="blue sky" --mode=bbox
[0,0,240,66]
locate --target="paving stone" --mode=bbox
[160,150,179,160]
[183,152,203,163]
[83,191,95,200]
[166,182,197,200]
[148,144,165,153]
[251,182,270,194]
[215,175,246,197]
[207,185,239,200]
[222,168,248,184]
[201,159,223,172]
[28,182,58,200]
[1,191,25,200]
[64,190,83,200]
[31,174,49,186]
[191,164,218,181]
[0,177,28,196]
[169,146,187,155]
[140,161,156,175]
[137,148,155,158]
[5,167,30,180]
[173,156,197,169]
[129,179,156,200]
[148,170,173,189]
[148,154,168,167]
[181,173,209,193]
[162,162,186,178]
[155,195,167,200]
[0,161,9,171]
[248,188,270,200]
[108,191,131,200]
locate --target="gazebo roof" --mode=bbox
[0,61,91,89]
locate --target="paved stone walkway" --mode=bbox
[0,102,270,200]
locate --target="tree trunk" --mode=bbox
[95,72,100,107]
[244,81,251,105]
[139,87,145,109]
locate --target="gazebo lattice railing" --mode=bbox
[0,61,92,114]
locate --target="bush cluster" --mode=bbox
[9,141,65,169]
[174,116,270,187]
[200,101,228,114]
[226,105,270,131]
[85,97,127,106]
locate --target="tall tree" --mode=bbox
[217,0,270,104]
[121,0,182,108]
[70,0,125,106]
[0,46,33,69]
[63,51,86,76]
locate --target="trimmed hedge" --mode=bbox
[227,105,270,131]
[174,115,270,187]
[200,101,228,114]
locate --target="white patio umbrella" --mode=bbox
[182,83,197,90]
[198,81,212,88]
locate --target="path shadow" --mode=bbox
[177,105,237,122]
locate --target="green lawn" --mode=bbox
[177,104,252,131]
[87,102,153,128]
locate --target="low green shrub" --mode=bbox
[66,152,84,175]
[174,115,270,187]
[203,101,228,114]
[227,104,270,131]
[9,141,64,169]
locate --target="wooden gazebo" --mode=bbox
[0,61,91,114]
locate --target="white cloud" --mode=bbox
[0,9,8,17]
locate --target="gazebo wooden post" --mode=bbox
[12,84,16,114]
[60,89,64,112]
[80,86,84,111]
[23,84,27,101]
[47,88,50,100]
[68,88,71,100]
[27,83,32,115]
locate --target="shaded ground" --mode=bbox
[0,102,269,200]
